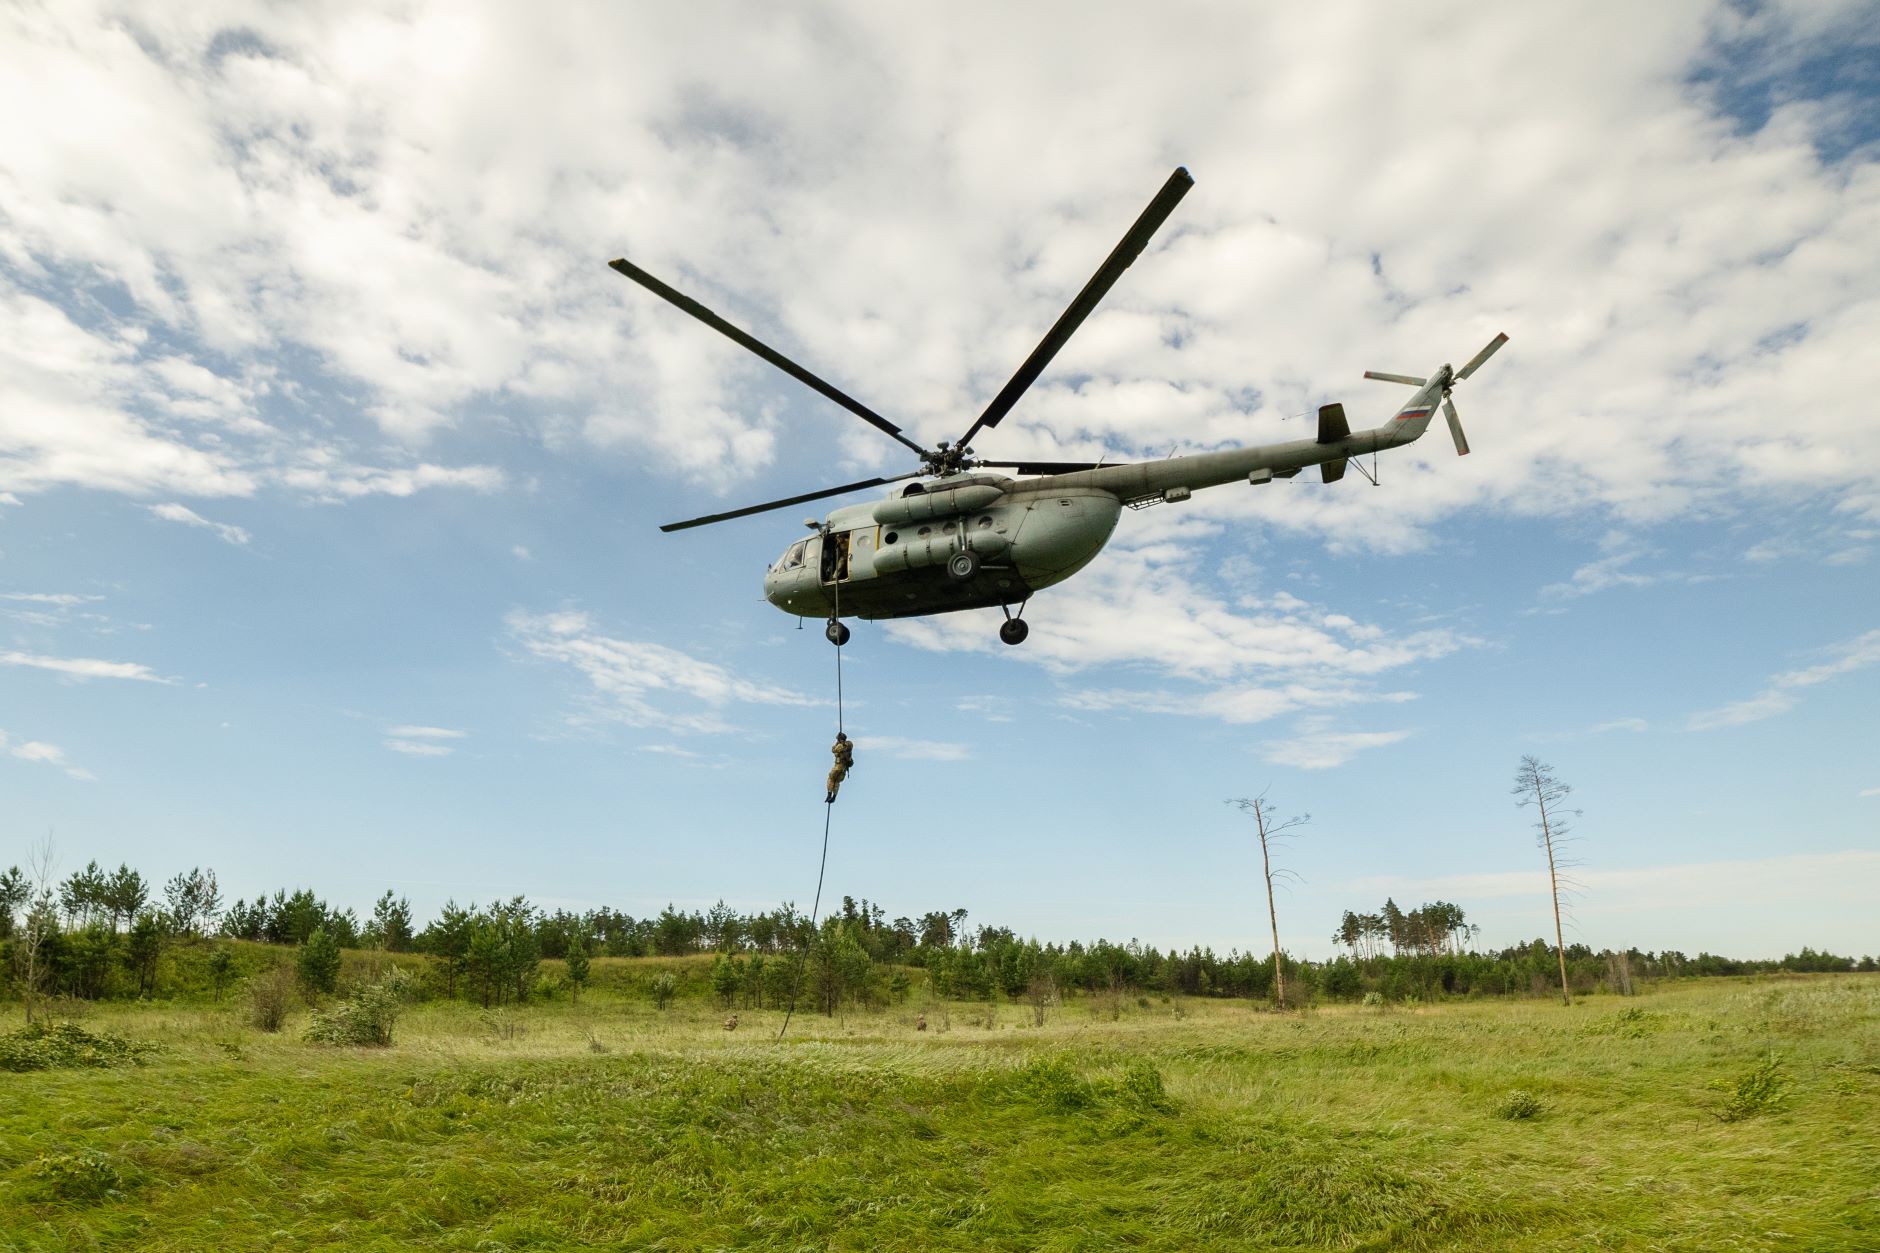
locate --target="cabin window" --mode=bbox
[884,531,898,544]
[918,525,932,536]
[775,540,808,570]
[941,521,954,533]
[977,516,993,528]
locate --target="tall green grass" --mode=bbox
[2,975,1875,1249]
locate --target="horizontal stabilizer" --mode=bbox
[1317,402,1349,445]
[1322,457,1347,484]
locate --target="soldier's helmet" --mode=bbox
[835,732,847,742]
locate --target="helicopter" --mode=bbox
[610,167,1506,646]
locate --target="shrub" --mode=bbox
[1493,1088,1547,1120]
[296,926,342,996]
[0,1022,155,1072]
[27,1149,127,1202]
[247,964,296,1032]
[1016,1057,1098,1112]
[305,968,414,1047]
[1712,1051,1792,1122]
[650,972,678,1010]
[1116,1059,1174,1113]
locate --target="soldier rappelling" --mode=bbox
[825,731,854,803]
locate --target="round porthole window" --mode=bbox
[978,516,993,528]
[884,531,899,544]
[918,525,931,536]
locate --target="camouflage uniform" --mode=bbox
[825,734,855,802]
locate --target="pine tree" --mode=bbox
[564,931,591,1003]
[297,925,342,996]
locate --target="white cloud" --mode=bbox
[1259,720,1412,770]
[1,2,1875,545]
[0,593,100,606]
[887,527,1471,727]
[1587,717,1649,735]
[382,725,467,756]
[384,738,454,757]
[0,729,95,780]
[0,650,171,683]
[862,735,972,762]
[1858,787,1880,798]
[147,501,251,545]
[507,608,813,732]
[1687,628,1880,730]
[955,694,1015,722]
[511,545,532,561]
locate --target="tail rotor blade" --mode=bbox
[1456,332,1508,380]
[1443,397,1470,456]
[1363,370,1426,386]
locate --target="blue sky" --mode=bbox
[3,1,1876,959]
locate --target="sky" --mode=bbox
[2,0,1876,961]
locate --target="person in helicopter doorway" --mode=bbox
[825,732,855,803]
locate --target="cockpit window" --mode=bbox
[773,540,809,571]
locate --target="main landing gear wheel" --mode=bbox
[999,618,1029,646]
[946,550,980,581]
[825,620,851,646]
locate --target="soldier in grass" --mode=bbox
[825,732,855,803]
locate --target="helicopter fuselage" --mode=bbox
[764,480,1120,620]
[761,398,1441,623]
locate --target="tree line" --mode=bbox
[5,859,1874,1018]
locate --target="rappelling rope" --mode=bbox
[777,543,845,1043]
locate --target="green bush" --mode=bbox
[1712,1051,1792,1122]
[0,1021,156,1071]
[1493,1088,1547,1120]
[650,972,678,1010]
[1015,1057,1099,1112]
[305,969,414,1047]
[1115,1058,1174,1113]
[247,964,295,1032]
[296,926,342,996]
[26,1149,128,1202]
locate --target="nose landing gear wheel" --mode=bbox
[999,618,1028,646]
[946,550,980,581]
[825,620,851,646]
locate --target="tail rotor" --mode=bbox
[1364,332,1507,456]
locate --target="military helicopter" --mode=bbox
[610,167,1506,646]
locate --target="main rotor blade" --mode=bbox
[608,258,932,461]
[974,459,1120,475]
[1443,396,1471,456]
[658,473,918,533]
[955,167,1195,451]
[1456,332,1508,380]
[1363,370,1426,386]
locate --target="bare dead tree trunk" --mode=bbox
[1229,795,1309,1010]
[1515,757,1575,1007]
[1255,802,1285,1007]
[17,837,56,1025]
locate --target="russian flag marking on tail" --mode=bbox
[1397,403,1434,422]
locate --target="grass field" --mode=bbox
[3,973,1876,1250]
